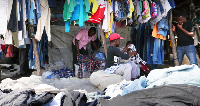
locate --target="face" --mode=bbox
[115,39,120,47]
[177,16,186,24]
[88,30,96,37]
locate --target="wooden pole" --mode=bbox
[169,12,179,66]
[30,26,42,76]
[100,22,107,58]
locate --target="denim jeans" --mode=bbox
[177,45,198,66]
[147,32,154,65]
[153,39,162,64]
[168,0,176,8]
[157,16,168,37]
[146,64,200,88]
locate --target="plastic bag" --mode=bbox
[74,64,79,77]
[82,64,90,78]
[42,71,54,79]
[42,71,60,79]
[95,52,106,61]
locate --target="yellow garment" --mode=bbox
[88,0,99,18]
[110,13,113,33]
[108,0,112,6]
[106,32,109,38]
[152,23,166,40]
[129,0,134,18]
[142,0,150,19]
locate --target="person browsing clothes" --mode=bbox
[72,27,98,71]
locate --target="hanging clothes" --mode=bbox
[109,0,113,33]
[83,0,90,22]
[151,2,157,18]
[102,1,110,33]
[88,0,99,18]
[18,0,25,47]
[7,0,17,32]
[35,0,51,41]
[152,23,166,40]
[70,0,85,27]
[141,0,151,23]
[63,0,76,22]
[6,45,14,57]
[161,0,172,17]
[129,0,134,18]
[4,0,13,45]
[0,0,8,35]
[157,16,169,37]
[152,38,164,65]
[87,0,106,24]
[0,39,5,52]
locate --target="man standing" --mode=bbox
[173,12,198,65]
[72,27,98,71]
[105,33,138,81]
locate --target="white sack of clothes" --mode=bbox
[90,70,123,91]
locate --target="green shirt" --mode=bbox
[63,0,76,22]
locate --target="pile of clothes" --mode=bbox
[43,68,74,79]
[0,89,87,106]
[77,55,103,79]
[89,64,200,106]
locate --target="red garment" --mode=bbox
[77,55,103,79]
[1,45,5,50]
[87,4,106,24]
[6,45,14,57]
[140,63,149,74]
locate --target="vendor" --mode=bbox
[72,27,98,71]
[105,33,138,81]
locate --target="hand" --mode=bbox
[77,50,80,56]
[132,51,137,55]
[177,23,183,29]
[172,25,176,32]
[125,44,131,49]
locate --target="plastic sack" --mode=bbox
[42,71,54,79]
[95,52,106,61]
[42,71,60,79]
[82,64,90,78]
[74,64,79,77]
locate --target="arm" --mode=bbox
[128,51,137,57]
[177,23,194,37]
[75,39,80,55]
[121,44,131,53]
[172,25,177,35]
[74,30,84,55]
[121,48,128,53]
[91,41,98,50]
[114,47,132,60]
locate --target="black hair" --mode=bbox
[110,39,117,43]
[0,35,4,40]
[126,41,132,46]
[89,27,96,33]
[177,12,187,18]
